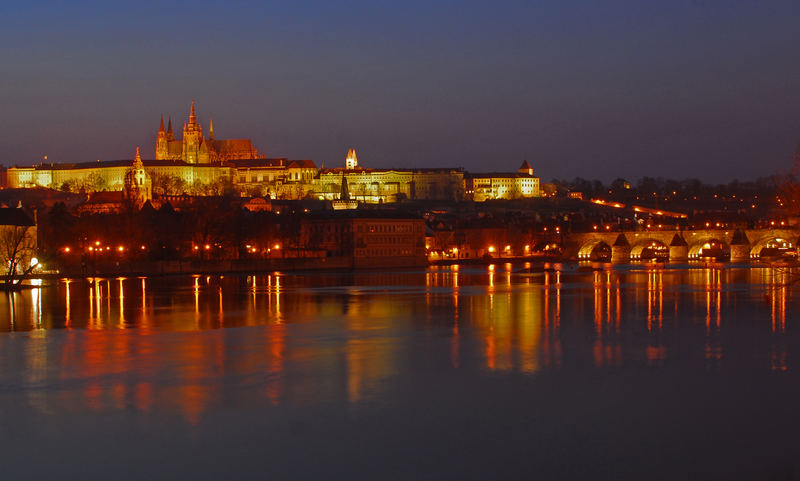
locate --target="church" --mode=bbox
[155,101,265,163]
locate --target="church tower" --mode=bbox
[155,115,168,159]
[345,148,358,170]
[182,101,205,164]
[518,160,534,176]
[124,147,153,209]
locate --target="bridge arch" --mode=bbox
[578,240,612,261]
[689,238,730,259]
[749,236,795,259]
[630,239,669,260]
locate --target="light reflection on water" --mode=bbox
[0,265,799,479]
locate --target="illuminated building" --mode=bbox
[5,110,539,205]
[155,101,264,163]
[300,210,427,268]
[464,161,541,201]
[229,158,317,198]
[316,149,465,203]
[123,147,152,209]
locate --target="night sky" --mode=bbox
[2,0,800,181]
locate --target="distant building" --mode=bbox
[317,148,465,203]
[5,107,541,206]
[155,101,264,163]
[300,210,427,268]
[465,161,541,201]
[123,147,152,209]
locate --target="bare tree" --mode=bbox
[0,225,38,287]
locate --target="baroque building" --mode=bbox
[123,147,152,208]
[155,101,264,163]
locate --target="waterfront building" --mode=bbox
[300,210,427,268]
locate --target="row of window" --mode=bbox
[357,248,415,257]
[360,236,414,245]
[359,223,419,233]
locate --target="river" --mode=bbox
[0,264,798,480]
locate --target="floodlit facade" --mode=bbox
[4,110,539,203]
[465,161,540,201]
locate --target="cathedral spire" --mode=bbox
[189,100,197,126]
[209,117,214,140]
[159,115,165,133]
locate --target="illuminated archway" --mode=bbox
[750,237,794,259]
[578,240,611,261]
[688,239,730,259]
[630,240,669,260]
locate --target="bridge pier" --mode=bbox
[730,230,750,263]
[669,234,688,262]
[611,234,630,263]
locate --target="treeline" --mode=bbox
[57,174,237,196]
[549,176,780,201]
[37,199,305,264]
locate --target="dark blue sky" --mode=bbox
[2,0,800,181]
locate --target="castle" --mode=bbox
[5,103,540,204]
[155,101,264,163]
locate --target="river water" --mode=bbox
[0,264,798,480]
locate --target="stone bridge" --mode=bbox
[561,228,799,262]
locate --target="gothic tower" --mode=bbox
[182,101,205,164]
[155,115,168,159]
[345,148,358,170]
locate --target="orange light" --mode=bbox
[140,245,146,250]
[88,247,93,252]
[95,241,100,246]
[117,246,124,252]
[64,247,70,253]
[488,246,496,253]
[274,244,281,250]
[205,244,211,250]
[193,245,199,250]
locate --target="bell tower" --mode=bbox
[345,148,358,170]
[182,100,204,164]
[155,115,168,160]
[124,147,153,209]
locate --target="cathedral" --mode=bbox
[155,101,265,163]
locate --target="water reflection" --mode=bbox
[0,265,797,424]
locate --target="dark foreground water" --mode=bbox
[1,264,799,480]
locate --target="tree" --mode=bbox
[0,225,38,287]
[85,172,108,192]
